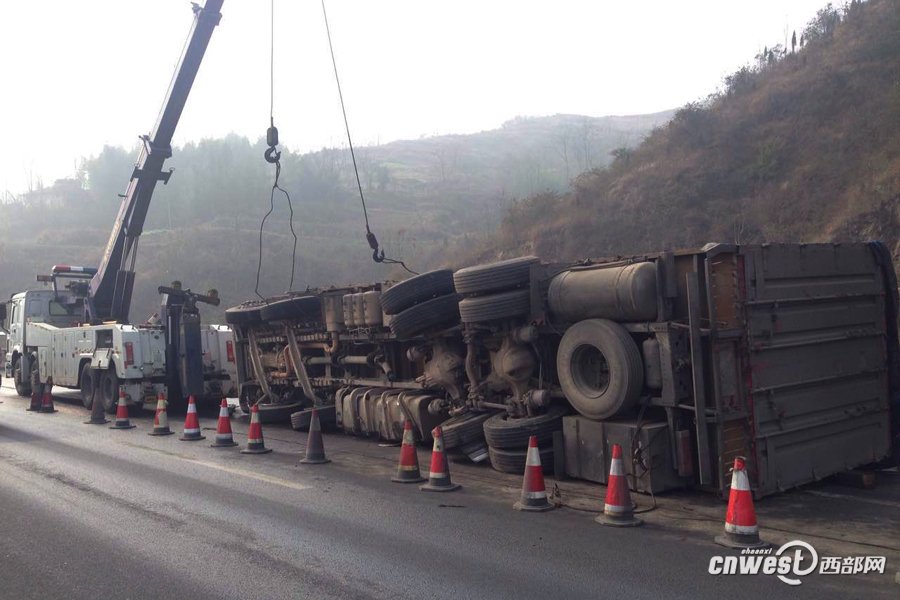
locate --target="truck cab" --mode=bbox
[5,289,83,395]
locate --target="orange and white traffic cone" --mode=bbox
[300,408,330,464]
[27,382,43,412]
[596,443,642,527]
[513,435,555,512]
[715,457,768,548]
[148,392,174,436]
[39,377,57,413]
[210,398,238,447]
[241,404,272,454]
[179,395,205,441]
[109,389,136,430]
[420,426,461,492]
[392,419,425,483]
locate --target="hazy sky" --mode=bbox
[0,0,829,195]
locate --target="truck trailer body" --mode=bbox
[225,242,898,498]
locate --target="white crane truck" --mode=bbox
[2,0,235,412]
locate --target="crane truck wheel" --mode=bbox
[556,319,643,420]
[100,369,120,414]
[79,363,95,409]
[12,356,31,397]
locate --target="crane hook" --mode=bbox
[264,118,281,164]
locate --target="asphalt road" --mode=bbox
[0,383,895,600]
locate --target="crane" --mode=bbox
[88,0,224,324]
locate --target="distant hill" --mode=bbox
[467,0,900,271]
[0,111,671,321]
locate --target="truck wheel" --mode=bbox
[12,356,31,397]
[439,410,495,450]
[259,296,322,323]
[556,319,643,420]
[488,445,554,475]
[100,369,120,414]
[80,363,95,409]
[389,295,460,340]
[482,404,569,450]
[453,256,538,296]
[225,302,265,326]
[458,289,531,323]
[256,401,304,425]
[380,269,455,315]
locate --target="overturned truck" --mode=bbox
[226,242,900,498]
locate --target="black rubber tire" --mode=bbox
[389,295,460,339]
[488,445,554,475]
[453,256,538,295]
[13,356,31,397]
[256,401,305,425]
[482,404,569,450]
[79,363,94,409]
[260,296,322,322]
[557,319,643,420]
[290,407,336,431]
[381,270,456,315]
[439,410,495,450]
[99,368,120,414]
[225,303,265,326]
[458,289,531,323]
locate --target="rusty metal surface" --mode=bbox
[740,244,892,497]
[562,415,684,494]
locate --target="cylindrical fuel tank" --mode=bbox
[362,291,383,326]
[342,294,357,328]
[548,262,658,322]
[324,294,345,332]
[352,293,366,327]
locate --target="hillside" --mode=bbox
[0,111,670,321]
[470,0,900,269]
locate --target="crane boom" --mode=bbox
[88,0,224,323]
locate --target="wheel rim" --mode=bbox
[571,344,611,398]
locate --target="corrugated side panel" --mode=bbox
[743,244,891,496]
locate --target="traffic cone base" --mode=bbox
[241,404,272,454]
[597,443,643,527]
[110,390,136,430]
[419,426,461,492]
[513,436,555,512]
[595,511,643,527]
[179,395,205,441]
[39,379,57,413]
[27,385,42,412]
[149,394,174,436]
[211,399,238,447]
[84,392,109,425]
[300,408,330,464]
[392,419,426,483]
[715,456,767,548]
